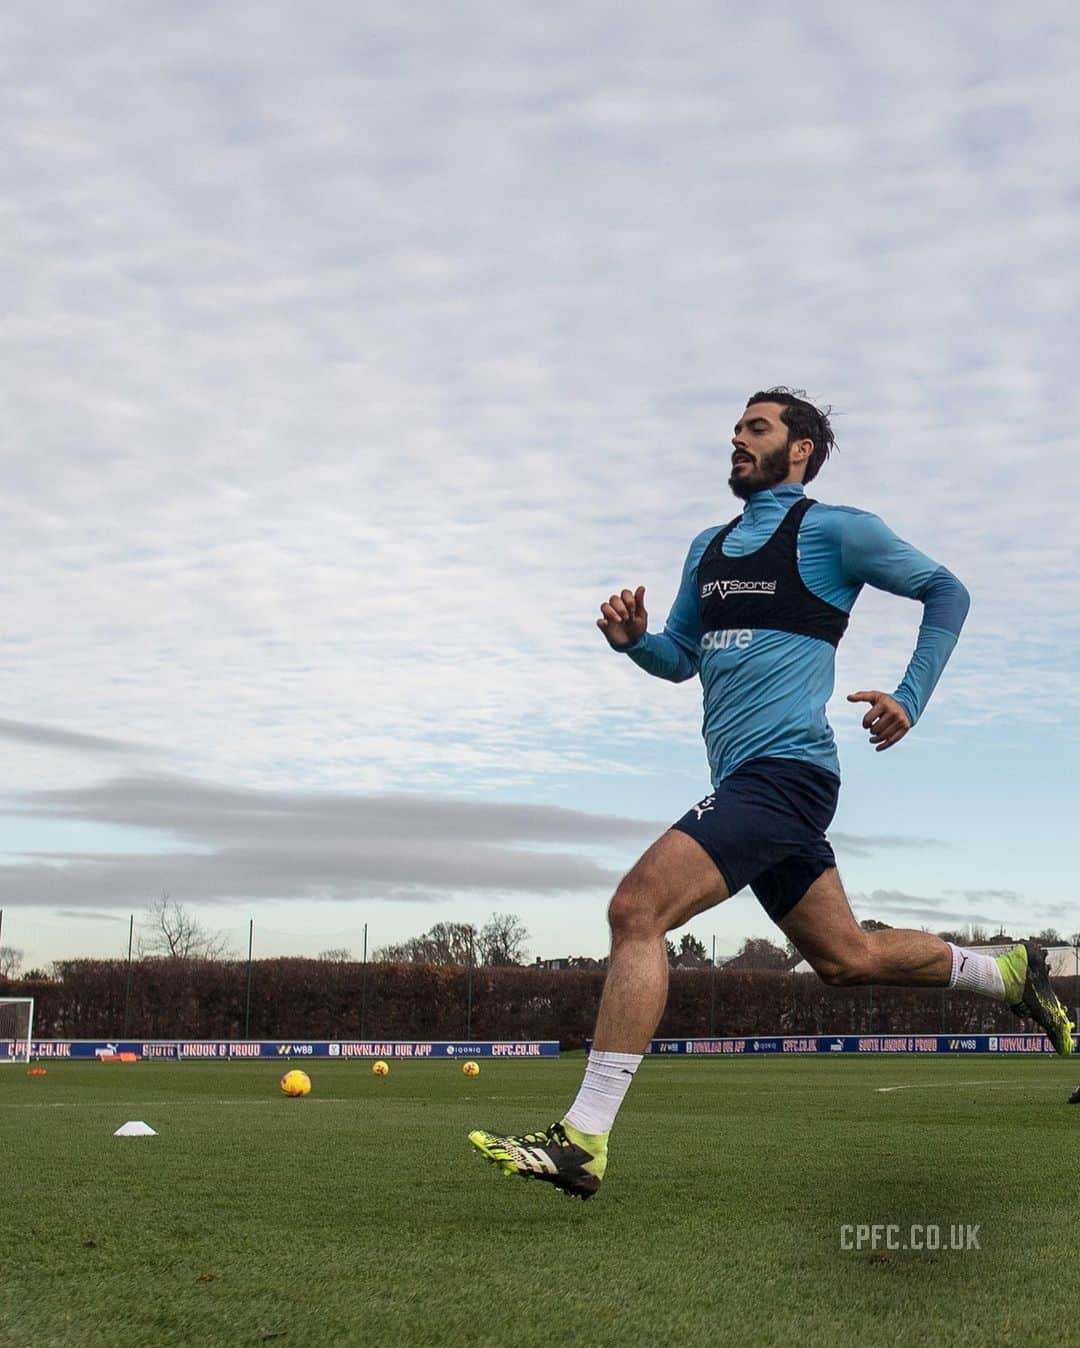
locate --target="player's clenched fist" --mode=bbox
[598,586,648,648]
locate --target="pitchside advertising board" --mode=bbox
[3,1040,559,1060]
[646,1034,1069,1054]
[571,1034,1072,1055]
[8,1035,1074,1059]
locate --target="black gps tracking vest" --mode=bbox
[697,498,849,647]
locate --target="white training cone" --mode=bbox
[113,1121,157,1137]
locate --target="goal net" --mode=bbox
[0,998,34,1063]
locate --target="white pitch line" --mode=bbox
[876,1080,1064,1094]
[0,1098,354,1110]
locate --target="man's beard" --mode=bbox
[728,442,792,500]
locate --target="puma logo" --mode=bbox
[691,795,716,821]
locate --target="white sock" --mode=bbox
[947,944,1006,1000]
[563,1050,643,1135]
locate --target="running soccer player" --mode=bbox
[469,388,1074,1200]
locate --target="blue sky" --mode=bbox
[2,1,1078,970]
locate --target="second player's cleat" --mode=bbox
[997,940,1075,1057]
[467,1120,607,1200]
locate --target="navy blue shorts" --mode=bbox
[670,757,840,923]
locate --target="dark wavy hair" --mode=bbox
[745,386,836,483]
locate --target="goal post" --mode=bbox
[0,997,34,1063]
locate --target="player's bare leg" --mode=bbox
[468,829,728,1198]
[780,869,1073,1054]
[592,828,730,1053]
[778,867,951,985]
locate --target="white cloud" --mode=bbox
[0,719,148,756]
[851,887,1065,929]
[0,770,946,911]
[1,3,1076,960]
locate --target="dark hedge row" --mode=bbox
[5,960,1078,1047]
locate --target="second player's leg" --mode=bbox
[779,867,951,986]
[592,828,729,1054]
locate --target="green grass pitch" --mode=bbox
[2,1053,1076,1347]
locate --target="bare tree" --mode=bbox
[318,947,352,962]
[0,946,23,979]
[937,924,996,946]
[373,917,530,967]
[373,921,477,966]
[139,894,230,960]
[477,912,529,966]
[725,937,791,971]
[372,938,415,963]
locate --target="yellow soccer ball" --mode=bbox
[372,1060,390,1077]
[462,1060,480,1077]
[280,1069,312,1098]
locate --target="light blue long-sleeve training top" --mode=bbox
[620,483,970,785]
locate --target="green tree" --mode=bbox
[675,933,709,966]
